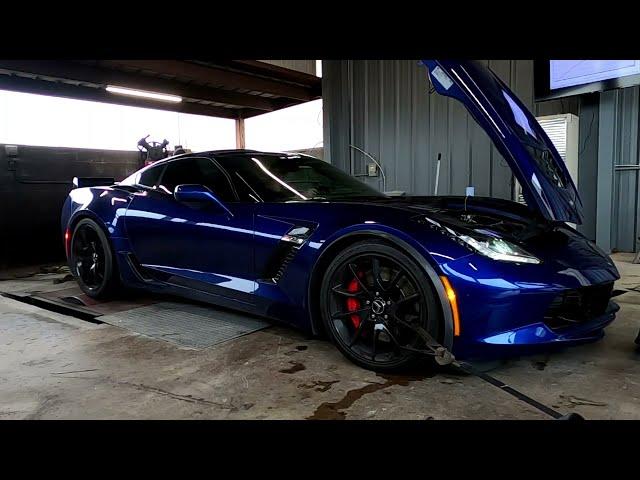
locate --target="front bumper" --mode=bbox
[439,251,620,359]
[458,300,618,355]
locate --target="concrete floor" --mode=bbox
[1,254,639,420]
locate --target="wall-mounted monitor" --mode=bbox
[535,60,640,101]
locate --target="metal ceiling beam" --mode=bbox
[96,60,317,101]
[0,60,277,112]
[230,60,320,85]
[0,74,257,119]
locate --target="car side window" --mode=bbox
[119,163,164,188]
[158,157,236,201]
[138,164,164,188]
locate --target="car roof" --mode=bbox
[154,149,306,166]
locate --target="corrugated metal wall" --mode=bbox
[323,60,640,252]
[323,60,537,199]
[605,87,640,252]
[574,94,600,243]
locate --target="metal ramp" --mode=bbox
[2,282,270,349]
[98,302,269,349]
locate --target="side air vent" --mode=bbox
[271,246,298,283]
[126,253,154,282]
[260,225,314,284]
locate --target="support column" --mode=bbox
[596,90,617,253]
[235,116,245,149]
[322,60,351,168]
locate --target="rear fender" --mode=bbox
[65,186,132,238]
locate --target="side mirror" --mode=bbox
[174,184,233,217]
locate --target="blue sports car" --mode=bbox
[61,60,620,371]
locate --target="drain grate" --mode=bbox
[98,301,270,349]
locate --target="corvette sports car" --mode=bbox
[61,60,620,371]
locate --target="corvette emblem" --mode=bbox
[372,299,386,315]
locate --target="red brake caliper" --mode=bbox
[346,273,363,329]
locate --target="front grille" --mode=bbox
[544,282,614,330]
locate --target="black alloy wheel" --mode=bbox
[320,240,441,372]
[69,218,119,299]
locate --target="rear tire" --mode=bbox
[69,218,120,300]
[319,240,441,372]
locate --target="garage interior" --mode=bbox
[1,59,639,420]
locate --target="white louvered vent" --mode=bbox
[515,113,580,204]
[538,116,568,160]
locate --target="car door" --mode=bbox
[124,156,256,302]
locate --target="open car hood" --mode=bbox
[422,60,583,224]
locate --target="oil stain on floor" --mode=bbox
[307,373,431,420]
[298,380,339,393]
[279,361,306,374]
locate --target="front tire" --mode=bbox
[69,218,120,299]
[319,240,441,372]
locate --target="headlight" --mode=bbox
[457,233,541,264]
[419,216,541,264]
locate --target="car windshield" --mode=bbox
[217,154,386,202]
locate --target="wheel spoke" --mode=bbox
[378,323,404,354]
[331,285,365,299]
[393,314,431,349]
[391,315,408,331]
[349,318,367,347]
[87,265,96,283]
[348,263,371,296]
[371,257,385,292]
[332,307,371,320]
[371,326,381,360]
[395,293,420,308]
[384,269,404,293]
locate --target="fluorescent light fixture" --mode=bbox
[106,85,182,103]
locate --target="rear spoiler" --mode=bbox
[72,177,115,188]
